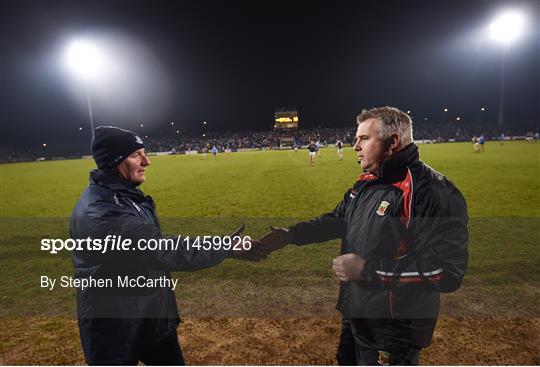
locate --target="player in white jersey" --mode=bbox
[315,140,322,158]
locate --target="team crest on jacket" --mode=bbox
[376,201,390,216]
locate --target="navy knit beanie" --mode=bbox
[91,126,145,169]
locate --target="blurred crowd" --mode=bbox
[1,123,538,163]
[144,123,539,154]
[144,128,356,153]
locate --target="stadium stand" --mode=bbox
[1,124,537,163]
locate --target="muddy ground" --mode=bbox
[1,317,538,365]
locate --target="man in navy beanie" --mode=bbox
[70,126,264,365]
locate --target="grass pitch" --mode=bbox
[0,141,539,363]
[2,141,539,217]
[1,141,539,314]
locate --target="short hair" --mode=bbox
[357,106,414,146]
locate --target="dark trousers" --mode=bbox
[337,319,421,366]
[90,332,185,366]
[138,332,185,366]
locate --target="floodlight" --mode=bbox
[489,11,524,43]
[63,39,106,82]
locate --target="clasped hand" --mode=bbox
[229,225,291,262]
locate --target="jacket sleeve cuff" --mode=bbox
[360,259,377,283]
[287,225,304,246]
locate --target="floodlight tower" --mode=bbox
[489,11,524,126]
[63,39,107,138]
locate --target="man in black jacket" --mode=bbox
[260,107,468,365]
[70,126,263,365]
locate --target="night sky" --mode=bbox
[1,0,539,149]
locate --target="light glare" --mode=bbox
[64,39,107,81]
[489,12,524,43]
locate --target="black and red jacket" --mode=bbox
[289,143,468,346]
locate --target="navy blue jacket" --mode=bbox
[69,169,228,364]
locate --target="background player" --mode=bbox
[336,139,343,161]
[307,140,317,166]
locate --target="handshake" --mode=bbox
[227,224,292,262]
[228,225,367,283]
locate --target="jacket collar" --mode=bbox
[89,169,146,200]
[378,143,419,182]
